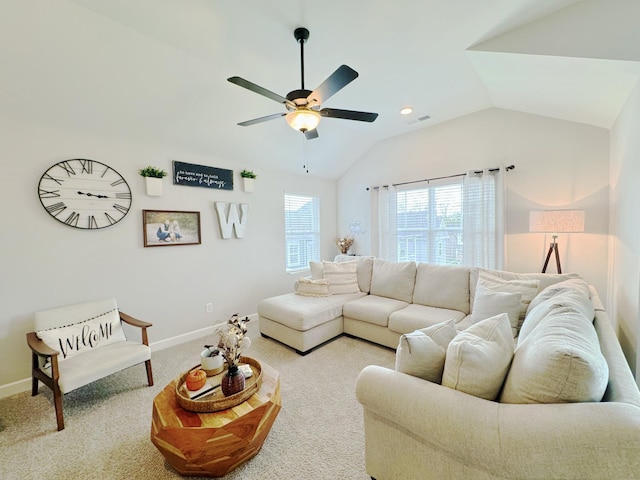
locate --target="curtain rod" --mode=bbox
[366,164,515,191]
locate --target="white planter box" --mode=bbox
[243,177,255,192]
[145,177,163,196]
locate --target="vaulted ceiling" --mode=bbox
[2,0,639,178]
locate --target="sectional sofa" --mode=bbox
[257,255,578,354]
[258,255,640,479]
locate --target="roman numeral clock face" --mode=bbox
[38,159,132,229]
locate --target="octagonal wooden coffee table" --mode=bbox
[151,361,281,477]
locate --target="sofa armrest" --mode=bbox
[119,311,152,346]
[26,331,59,358]
[356,365,640,479]
[356,365,504,471]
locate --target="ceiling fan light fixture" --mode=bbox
[286,109,321,132]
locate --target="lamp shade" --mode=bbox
[529,210,585,233]
[286,109,320,132]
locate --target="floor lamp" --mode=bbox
[529,210,585,274]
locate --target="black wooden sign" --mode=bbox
[172,161,233,190]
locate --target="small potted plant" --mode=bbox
[240,169,256,192]
[200,346,224,376]
[139,166,168,196]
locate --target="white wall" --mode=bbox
[0,117,336,391]
[610,81,640,374]
[338,107,610,304]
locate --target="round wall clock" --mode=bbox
[38,159,132,229]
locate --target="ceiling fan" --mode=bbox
[227,27,378,140]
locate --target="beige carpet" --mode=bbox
[0,333,395,479]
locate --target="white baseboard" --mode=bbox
[0,378,32,399]
[150,325,214,352]
[0,314,260,400]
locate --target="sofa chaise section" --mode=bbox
[258,291,365,354]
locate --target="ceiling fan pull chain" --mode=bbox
[302,135,309,173]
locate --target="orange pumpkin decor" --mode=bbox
[185,368,207,391]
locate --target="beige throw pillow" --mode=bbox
[322,261,360,294]
[309,261,323,280]
[476,271,539,332]
[442,313,515,401]
[471,284,523,337]
[395,319,457,383]
[295,277,331,297]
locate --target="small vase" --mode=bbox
[221,365,245,396]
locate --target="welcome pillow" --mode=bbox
[395,319,457,383]
[442,313,515,400]
[36,309,127,361]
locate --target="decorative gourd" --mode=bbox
[185,368,207,391]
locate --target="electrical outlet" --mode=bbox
[205,303,213,314]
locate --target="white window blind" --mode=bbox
[396,180,463,265]
[284,193,320,272]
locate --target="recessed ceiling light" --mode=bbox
[400,106,413,115]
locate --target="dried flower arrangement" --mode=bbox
[335,237,354,254]
[213,314,251,369]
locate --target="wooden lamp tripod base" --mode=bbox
[542,235,561,274]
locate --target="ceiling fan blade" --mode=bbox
[319,108,378,122]
[304,128,319,140]
[307,65,359,106]
[238,112,286,127]
[228,76,296,108]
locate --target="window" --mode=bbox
[396,181,463,265]
[284,193,320,272]
[374,168,503,269]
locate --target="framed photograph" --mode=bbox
[143,210,201,247]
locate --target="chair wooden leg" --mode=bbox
[53,384,64,431]
[31,353,39,396]
[145,359,154,387]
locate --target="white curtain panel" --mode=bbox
[463,168,506,270]
[370,185,397,259]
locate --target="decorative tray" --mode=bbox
[175,356,263,413]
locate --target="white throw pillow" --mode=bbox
[309,261,323,280]
[395,319,457,383]
[442,313,515,401]
[36,309,127,361]
[471,284,523,337]
[295,277,331,297]
[336,255,374,293]
[322,261,360,294]
[476,271,539,329]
